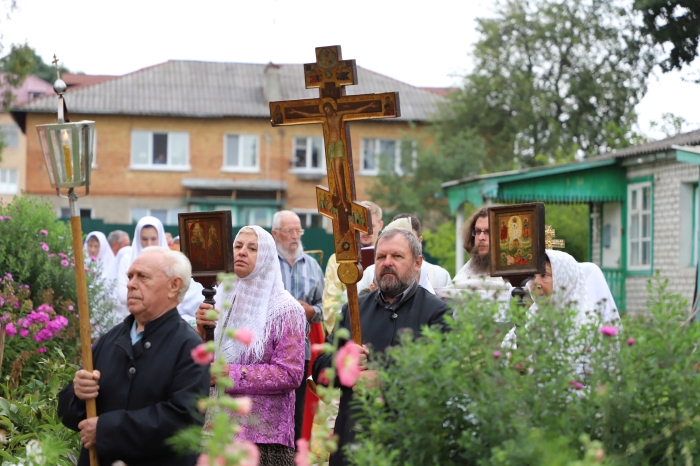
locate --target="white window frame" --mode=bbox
[0,125,19,149]
[91,129,98,169]
[130,130,191,171]
[627,181,653,271]
[290,136,325,174]
[0,168,18,194]
[294,209,327,229]
[130,208,186,226]
[222,134,260,173]
[360,138,416,176]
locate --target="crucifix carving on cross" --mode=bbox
[545,225,566,250]
[269,45,400,344]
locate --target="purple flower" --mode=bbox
[40,242,50,252]
[4,273,12,281]
[570,380,584,390]
[68,305,74,311]
[37,347,46,353]
[48,253,55,258]
[0,297,4,307]
[13,301,18,310]
[58,253,68,259]
[0,216,4,221]
[17,317,29,328]
[5,323,16,337]
[627,338,635,346]
[35,328,53,342]
[493,351,501,359]
[0,313,8,321]
[599,326,619,337]
[37,304,54,314]
[40,230,48,236]
[19,329,29,338]
[4,216,10,220]
[60,260,69,267]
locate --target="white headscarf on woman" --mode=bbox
[529,249,593,322]
[108,246,132,320]
[579,262,620,324]
[84,231,115,279]
[215,225,305,365]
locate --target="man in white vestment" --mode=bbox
[436,207,512,304]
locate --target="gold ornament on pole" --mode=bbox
[36,55,99,466]
[544,225,566,250]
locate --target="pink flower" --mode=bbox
[0,216,4,221]
[5,323,16,337]
[311,343,325,355]
[19,329,29,338]
[230,441,259,466]
[493,351,501,359]
[335,341,362,387]
[234,396,253,415]
[60,260,69,267]
[295,438,310,466]
[190,343,214,365]
[68,305,74,311]
[58,253,68,259]
[40,230,48,236]
[40,242,49,252]
[570,380,584,390]
[48,253,55,258]
[627,338,635,346]
[37,347,46,353]
[317,368,330,385]
[599,326,619,337]
[234,328,254,346]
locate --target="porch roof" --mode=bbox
[442,158,626,213]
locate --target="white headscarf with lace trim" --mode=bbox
[529,249,593,323]
[84,231,115,277]
[215,225,305,365]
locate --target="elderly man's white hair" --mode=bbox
[272,210,300,230]
[140,246,192,303]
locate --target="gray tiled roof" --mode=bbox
[14,60,445,122]
[599,128,700,159]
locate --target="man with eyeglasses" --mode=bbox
[437,207,512,302]
[271,210,324,444]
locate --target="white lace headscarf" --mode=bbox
[215,225,305,365]
[529,249,593,323]
[84,231,115,276]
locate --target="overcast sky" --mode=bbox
[3,0,699,140]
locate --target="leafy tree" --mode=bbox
[446,0,657,168]
[634,0,700,72]
[648,112,691,137]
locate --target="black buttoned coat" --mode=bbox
[58,308,210,466]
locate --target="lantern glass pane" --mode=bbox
[37,127,56,187]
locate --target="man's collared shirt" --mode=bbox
[130,320,144,345]
[376,279,419,311]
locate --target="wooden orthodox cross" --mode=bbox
[269,45,400,344]
[545,225,566,250]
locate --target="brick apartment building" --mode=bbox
[11,60,445,228]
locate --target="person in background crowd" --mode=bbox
[271,210,324,444]
[107,230,130,256]
[322,200,383,333]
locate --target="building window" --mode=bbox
[292,137,324,172]
[239,207,274,227]
[130,131,189,169]
[296,211,325,229]
[223,134,259,172]
[0,125,19,148]
[627,181,652,271]
[0,169,18,194]
[360,138,415,176]
[60,207,92,219]
[130,208,184,226]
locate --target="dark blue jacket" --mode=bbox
[58,308,210,466]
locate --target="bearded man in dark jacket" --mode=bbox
[312,228,451,466]
[58,247,210,466]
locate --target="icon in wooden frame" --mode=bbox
[488,203,546,278]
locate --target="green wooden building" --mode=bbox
[442,129,700,315]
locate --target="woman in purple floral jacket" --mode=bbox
[197,225,306,465]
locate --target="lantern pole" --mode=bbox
[41,55,99,466]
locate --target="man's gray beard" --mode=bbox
[277,241,304,261]
[470,245,491,274]
[374,267,414,299]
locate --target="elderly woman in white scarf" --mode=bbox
[115,216,204,324]
[195,226,306,466]
[84,231,115,283]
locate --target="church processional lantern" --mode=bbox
[35,56,99,466]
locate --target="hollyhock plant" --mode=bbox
[295,438,310,466]
[191,343,215,365]
[599,326,619,337]
[336,341,362,387]
[234,328,254,346]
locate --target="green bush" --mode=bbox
[350,274,700,465]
